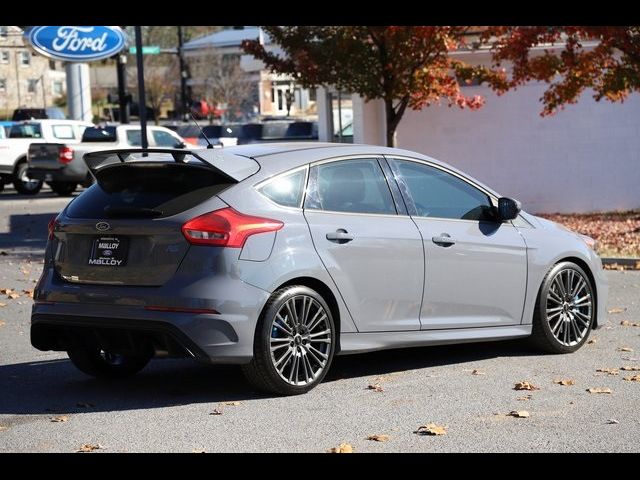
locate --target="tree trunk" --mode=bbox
[384,98,397,147]
[384,97,409,148]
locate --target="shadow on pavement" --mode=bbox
[0,340,537,415]
[0,213,53,255]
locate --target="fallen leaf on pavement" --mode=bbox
[0,288,12,295]
[620,320,640,327]
[327,443,354,453]
[223,401,241,406]
[8,293,19,300]
[192,448,207,453]
[366,434,390,442]
[367,383,384,392]
[209,409,223,416]
[554,379,576,386]
[608,307,626,314]
[586,387,612,394]
[618,347,634,352]
[509,410,530,418]
[75,443,105,453]
[471,369,486,375]
[514,381,539,391]
[516,395,532,401]
[76,402,95,408]
[0,425,8,431]
[606,419,619,424]
[587,338,597,344]
[596,368,619,375]
[621,366,640,371]
[415,423,447,436]
[0,320,5,328]
[51,416,69,423]
[22,289,34,299]
[0,302,6,307]
[0,251,7,256]
[623,375,640,382]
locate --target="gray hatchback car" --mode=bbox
[31,143,608,395]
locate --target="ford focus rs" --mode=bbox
[31,143,608,395]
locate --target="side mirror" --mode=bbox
[174,141,187,149]
[498,197,521,221]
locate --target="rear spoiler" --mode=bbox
[83,148,260,183]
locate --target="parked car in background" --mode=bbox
[0,119,92,194]
[237,121,318,145]
[199,125,239,147]
[0,121,15,139]
[31,143,607,395]
[12,107,66,121]
[27,124,190,196]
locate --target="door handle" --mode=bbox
[432,233,455,247]
[326,229,354,244]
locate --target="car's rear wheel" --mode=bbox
[49,181,77,196]
[530,261,595,353]
[242,285,336,395]
[67,347,151,378]
[13,161,42,195]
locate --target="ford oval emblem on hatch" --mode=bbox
[96,222,110,231]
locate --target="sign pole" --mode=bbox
[134,26,148,149]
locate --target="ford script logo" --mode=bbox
[26,26,127,62]
[95,222,110,232]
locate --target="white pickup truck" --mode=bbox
[0,119,93,194]
[27,124,190,196]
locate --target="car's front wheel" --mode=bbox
[530,261,595,353]
[67,348,151,378]
[242,285,336,395]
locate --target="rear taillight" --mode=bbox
[58,146,74,164]
[182,207,283,248]
[47,215,58,240]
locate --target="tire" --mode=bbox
[530,261,595,353]
[67,348,151,379]
[242,285,336,395]
[49,181,77,196]
[13,161,43,195]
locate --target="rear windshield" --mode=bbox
[66,163,234,219]
[202,125,239,138]
[9,123,42,138]
[82,126,117,142]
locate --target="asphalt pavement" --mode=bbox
[0,186,639,452]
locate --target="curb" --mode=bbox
[602,257,640,270]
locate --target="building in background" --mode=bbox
[317,47,640,214]
[0,26,66,118]
[183,27,315,119]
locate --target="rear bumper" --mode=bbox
[31,266,271,364]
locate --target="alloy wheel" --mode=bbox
[269,294,332,386]
[545,268,593,346]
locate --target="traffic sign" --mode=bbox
[129,46,160,55]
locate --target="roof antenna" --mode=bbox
[189,112,214,149]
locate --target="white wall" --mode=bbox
[390,82,640,214]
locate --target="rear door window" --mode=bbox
[305,159,397,215]
[126,129,142,146]
[152,129,181,147]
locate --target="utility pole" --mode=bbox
[40,74,46,109]
[177,26,189,121]
[134,26,148,149]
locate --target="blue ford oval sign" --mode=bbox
[26,26,127,62]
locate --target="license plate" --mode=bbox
[88,236,129,267]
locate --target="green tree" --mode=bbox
[243,26,508,146]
